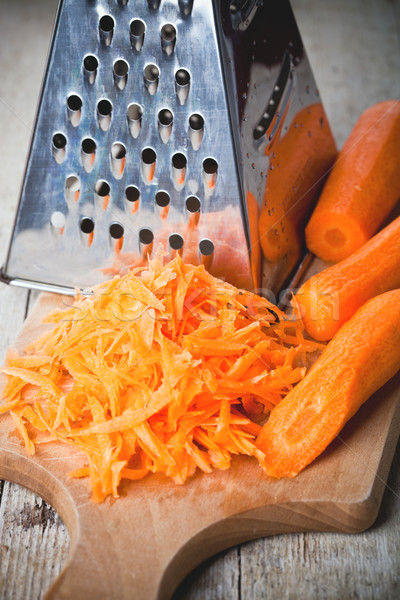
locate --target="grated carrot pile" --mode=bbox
[0,255,320,502]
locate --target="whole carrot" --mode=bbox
[296,215,400,341]
[256,289,400,479]
[305,100,400,262]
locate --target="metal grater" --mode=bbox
[0,0,335,295]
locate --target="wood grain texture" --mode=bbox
[0,292,400,600]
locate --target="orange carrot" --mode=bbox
[306,100,400,262]
[256,290,400,478]
[296,215,400,341]
[259,103,337,271]
[0,254,319,502]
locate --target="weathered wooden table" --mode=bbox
[0,1,399,598]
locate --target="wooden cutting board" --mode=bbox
[1,291,400,600]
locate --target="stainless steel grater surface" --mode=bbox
[0,0,335,295]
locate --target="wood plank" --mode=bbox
[0,483,69,600]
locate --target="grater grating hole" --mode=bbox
[189,113,204,131]
[139,227,154,245]
[147,0,161,9]
[81,137,96,173]
[155,190,170,207]
[95,180,110,197]
[158,108,173,143]
[186,195,200,213]
[141,147,156,183]
[50,211,66,234]
[172,153,187,169]
[203,158,218,193]
[175,69,190,105]
[67,94,82,127]
[172,152,187,189]
[130,19,146,36]
[130,19,146,51]
[80,217,95,246]
[109,222,124,239]
[82,137,96,154]
[161,24,176,55]
[52,132,67,149]
[142,147,156,164]
[111,142,127,179]
[80,217,95,234]
[52,132,67,164]
[83,54,98,73]
[169,233,184,250]
[188,113,204,150]
[111,142,126,159]
[67,95,82,111]
[114,59,129,77]
[127,103,143,139]
[179,0,194,17]
[144,64,159,95]
[175,68,190,86]
[99,15,114,32]
[158,108,173,126]
[99,15,115,46]
[161,23,176,41]
[199,238,214,256]
[125,185,140,213]
[98,99,112,116]
[97,99,113,131]
[65,175,80,204]
[203,157,218,174]
[125,185,140,202]
[113,59,129,90]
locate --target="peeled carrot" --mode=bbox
[256,289,400,478]
[296,215,400,341]
[305,100,400,262]
[259,103,337,270]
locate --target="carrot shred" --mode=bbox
[0,255,318,502]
